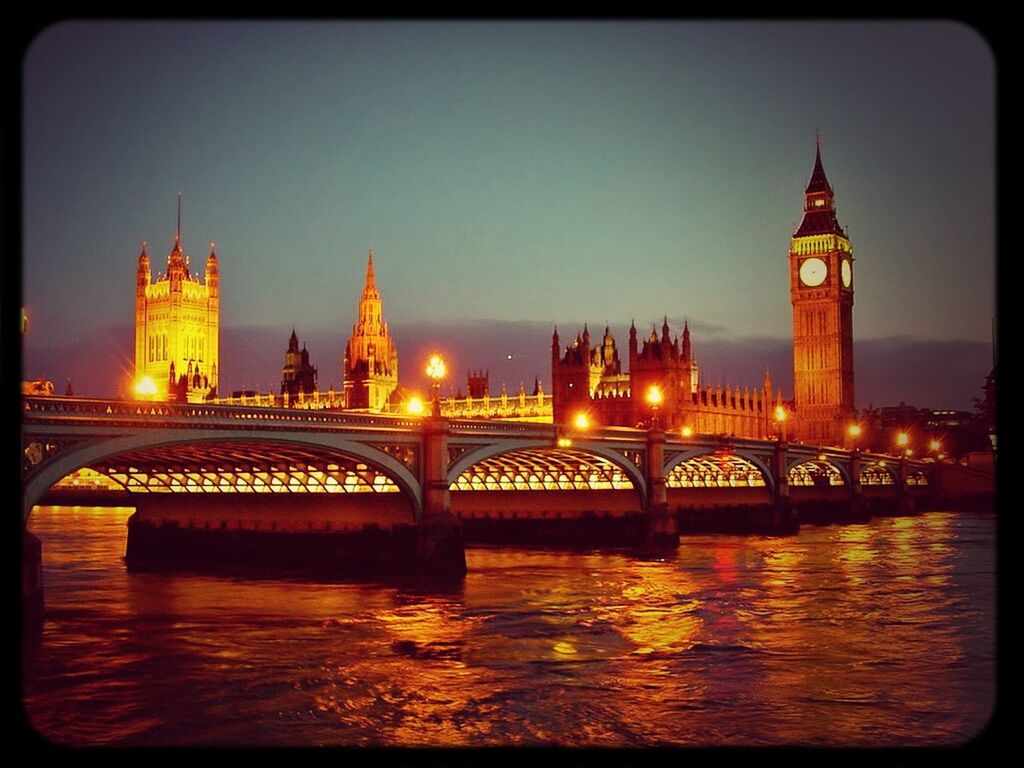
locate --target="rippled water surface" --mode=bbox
[23,506,995,747]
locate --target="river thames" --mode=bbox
[22,505,994,747]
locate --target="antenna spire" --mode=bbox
[176,192,182,242]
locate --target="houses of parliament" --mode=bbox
[135,145,857,446]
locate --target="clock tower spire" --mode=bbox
[789,139,855,445]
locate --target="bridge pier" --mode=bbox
[771,441,798,534]
[848,449,870,522]
[22,530,44,641]
[645,427,679,547]
[418,416,467,579]
[896,456,917,516]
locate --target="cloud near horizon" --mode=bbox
[22,320,992,412]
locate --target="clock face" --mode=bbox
[799,257,828,287]
[841,258,852,288]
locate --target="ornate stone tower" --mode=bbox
[281,327,318,400]
[343,250,398,411]
[789,140,855,445]
[133,196,220,402]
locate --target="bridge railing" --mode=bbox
[22,396,423,430]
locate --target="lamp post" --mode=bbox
[646,384,663,430]
[774,405,788,442]
[848,422,861,451]
[426,354,446,418]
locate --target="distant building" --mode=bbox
[134,197,219,403]
[343,250,398,411]
[551,320,777,437]
[857,402,989,459]
[280,328,318,402]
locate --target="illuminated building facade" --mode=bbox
[343,250,398,411]
[134,200,219,402]
[552,320,778,437]
[789,142,855,445]
[281,328,318,401]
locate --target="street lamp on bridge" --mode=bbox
[646,385,663,429]
[848,423,862,451]
[426,354,446,417]
[773,405,788,442]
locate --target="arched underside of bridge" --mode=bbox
[448,446,645,517]
[788,459,849,488]
[663,451,773,508]
[24,432,422,523]
[664,451,774,491]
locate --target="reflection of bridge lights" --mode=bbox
[134,376,158,398]
[681,426,693,438]
[406,396,424,415]
[557,437,572,448]
[573,412,590,430]
[818,453,827,461]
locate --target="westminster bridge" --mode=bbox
[22,394,941,555]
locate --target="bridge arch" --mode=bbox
[447,440,647,509]
[23,429,423,523]
[860,462,898,486]
[786,457,851,488]
[663,449,775,495]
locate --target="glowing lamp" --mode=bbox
[406,396,424,415]
[896,432,909,447]
[426,354,446,382]
[905,449,913,457]
[557,437,572,448]
[573,412,590,430]
[774,405,787,423]
[681,426,693,438]
[645,385,663,407]
[134,376,158,398]
[848,424,861,437]
[929,439,941,452]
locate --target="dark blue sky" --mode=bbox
[21,21,995,408]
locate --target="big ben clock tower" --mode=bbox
[790,139,855,445]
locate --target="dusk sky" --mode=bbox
[21,21,995,409]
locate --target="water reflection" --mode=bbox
[24,506,995,747]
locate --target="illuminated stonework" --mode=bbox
[343,250,398,412]
[134,198,219,403]
[789,142,855,445]
[551,321,781,437]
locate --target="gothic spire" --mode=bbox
[805,134,832,194]
[361,248,380,300]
